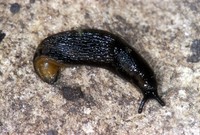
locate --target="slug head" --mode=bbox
[33,56,62,84]
[138,87,165,113]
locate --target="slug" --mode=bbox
[33,29,165,113]
[0,30,6,43]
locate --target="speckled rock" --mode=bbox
[0,0,199,134]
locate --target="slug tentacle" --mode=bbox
[138,97,148,113]
[33,29,165,113]
[138,91,165,113]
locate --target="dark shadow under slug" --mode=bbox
[33,29,165,113]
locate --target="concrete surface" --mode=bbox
[0,0,199,134]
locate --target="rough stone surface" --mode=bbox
[0,0,199,134]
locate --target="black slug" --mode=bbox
[0,30,6,43]
[33,29,165,113]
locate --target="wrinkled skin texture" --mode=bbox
[33,29,165,113]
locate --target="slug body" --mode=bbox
[33,29,165,113]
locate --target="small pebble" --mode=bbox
[47,130,58,135]
[187,39,200,63]
[10,3,21,14]
[61,86,84,101]
[30,0,35,4]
